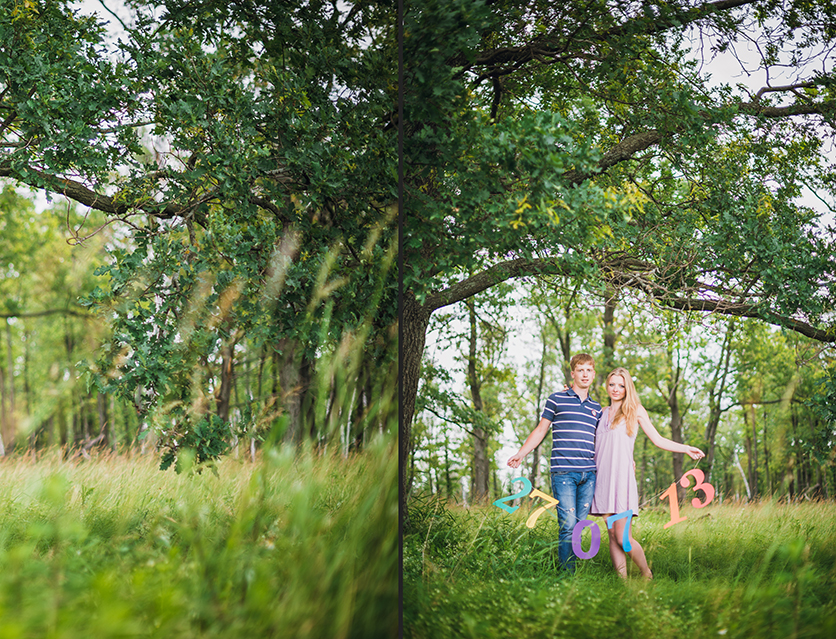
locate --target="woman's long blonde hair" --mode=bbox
[607,367,641,437]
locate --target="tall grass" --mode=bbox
[404,496,836,638]
[0,438,396,638]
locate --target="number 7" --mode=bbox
[526,489,559,528]
[606,510,634,552]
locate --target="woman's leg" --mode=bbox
[609,518,653,579]
[605,516,628,577]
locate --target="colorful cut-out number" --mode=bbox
[525,489,559,528]
[680,469,715,509]
[660,470,716,528]
[492,477,532,514]
[660,483,687,529]
[606,510,633,552]
[571,519,601,559]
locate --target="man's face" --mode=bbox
[571,362,595,389]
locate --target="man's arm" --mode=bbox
[507,418,551,468]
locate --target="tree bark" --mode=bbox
[96,392,110,447]
[216,341,235,423]
[665,360,686,501]
[704,322,735,482]
[277,338,303,443]
[4,320,14,448]
[763,409,770,495]
[599,288,618,394]
[743,404,758,501]
[529,330,548,491]
[400,293,432,517]
[466,300,490,504]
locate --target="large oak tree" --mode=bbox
[402,0,836,515]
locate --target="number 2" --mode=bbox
[492,477,532,513]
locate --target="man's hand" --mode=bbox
[507,452,524,468]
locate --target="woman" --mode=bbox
[590,367,705,579]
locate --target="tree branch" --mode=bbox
[463,0,759,70]
[425,255,836,343]
[423,257,571,312]
[0,308,91,319]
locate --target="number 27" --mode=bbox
[492,478,558,527]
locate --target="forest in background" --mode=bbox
[409,280,834,507]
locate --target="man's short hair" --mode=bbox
[570,353,595,371]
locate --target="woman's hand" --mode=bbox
[685,446,705,460]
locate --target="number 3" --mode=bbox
[680,469,715,508]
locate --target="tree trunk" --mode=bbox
[0,364,7,455]
[763,409,771,495]
[704,322,735,482]
[4,320,14,448]
[743,404,758,501]
[529,330,547,490]
[23,327,31,416]
[665,360,686,501]
[598,288,618,393]
[215,339,236,423]
[400,294,432,519]
[277,338,304,443]
[466,300,489,504]
[444,440,453,500]
[97,392,110,447]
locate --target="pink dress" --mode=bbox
[590,406,639,517]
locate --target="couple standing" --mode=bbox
[508,353,704,579]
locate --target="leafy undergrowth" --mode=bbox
[0,439,397,639]
[404,496,836,639]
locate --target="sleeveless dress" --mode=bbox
[590,406,640,517]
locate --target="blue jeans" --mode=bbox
[551,470,596,573]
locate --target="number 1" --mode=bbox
[660,482,687,529]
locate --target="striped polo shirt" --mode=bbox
[541,388,601,472]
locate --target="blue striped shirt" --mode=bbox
[541,389,601,472]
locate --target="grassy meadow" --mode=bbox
[0,439,397,639]
[404,495,836,638]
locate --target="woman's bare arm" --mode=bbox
[637,407,704,460]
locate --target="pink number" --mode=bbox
[680,469,715,508]
[660,482,687,529]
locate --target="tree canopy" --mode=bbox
[0,0,399,465]
[401,0,836,512]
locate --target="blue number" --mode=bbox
[606,510,634,552]
[493,477,533,513]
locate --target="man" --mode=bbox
[507,353,601,573]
